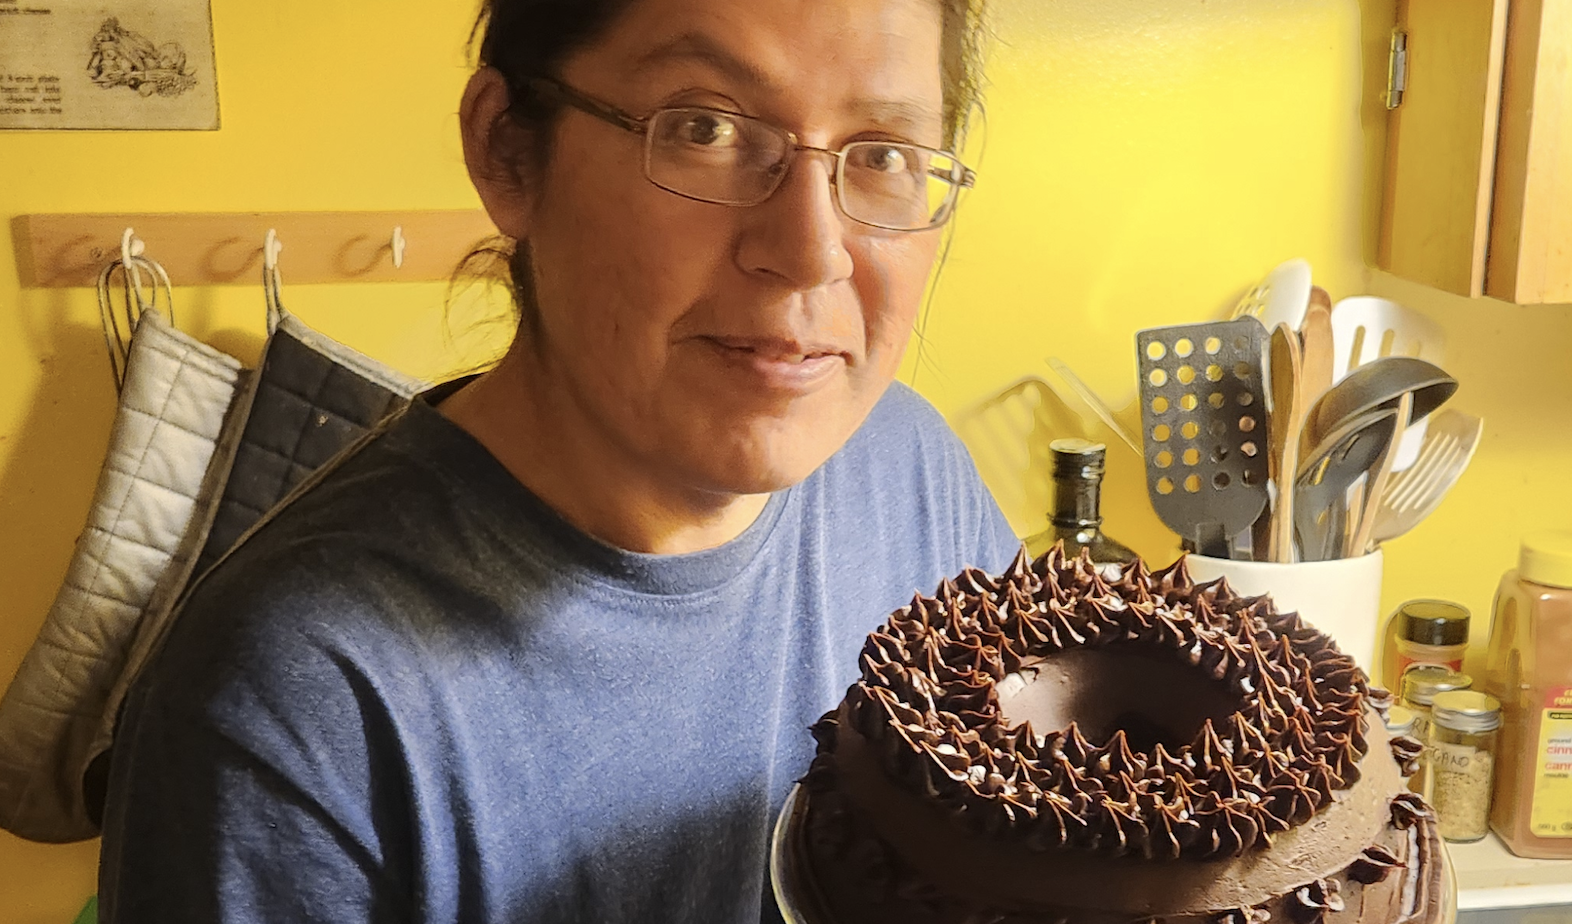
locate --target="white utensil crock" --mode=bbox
[1186,550,1384,675]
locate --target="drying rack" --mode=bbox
[14,210,499,287]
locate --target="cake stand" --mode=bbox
[769,783,1458,924]
[770,783,836,924]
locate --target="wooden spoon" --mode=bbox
[1299,288,1335,411]
[1268,323,1305,562]
[1348,391,1412,557]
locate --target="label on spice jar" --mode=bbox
[1396,652,1465,678]
[1530,689,1572,837]
[1433,741,1493,841]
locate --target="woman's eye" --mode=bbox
[681,113,739,147]
[856,144,910,174]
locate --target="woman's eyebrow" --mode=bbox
[632,31,943,137]
[847,98,942,135]
[633,32,780,93]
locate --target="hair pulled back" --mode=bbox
[461,0,989,343]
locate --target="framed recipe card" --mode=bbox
[0,0,218,130]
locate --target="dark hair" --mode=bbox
[455,0,990,352]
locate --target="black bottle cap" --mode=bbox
[1399,599,1471,647]
[1051,438,1106,480]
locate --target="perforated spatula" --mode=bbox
[1136,318,1271,558]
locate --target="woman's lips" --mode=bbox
[700,337,848,394]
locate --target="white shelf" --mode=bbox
[1451,833,1572,911]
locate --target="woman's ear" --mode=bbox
[460,67,537,240]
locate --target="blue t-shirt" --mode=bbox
[99,382,1019,924]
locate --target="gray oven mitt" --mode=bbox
[194,309,428,575]
[87,307,427,828]
[0,309,243,843]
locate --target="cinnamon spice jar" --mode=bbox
[1483,531,1572,857]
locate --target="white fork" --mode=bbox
[1367,409,1484,550]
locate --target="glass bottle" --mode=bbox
[1025,439,1137,576]
[1386,704,1417,739]
[1400,666,1472,796]
[1378,600,1470,693]
[1484,530,1572,857]
[1428,690,1502,843]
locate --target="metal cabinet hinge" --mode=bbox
[1387,28,1409,110]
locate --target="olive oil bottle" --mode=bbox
[1025,439,1137,574]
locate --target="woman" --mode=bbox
[99,0,1015,920]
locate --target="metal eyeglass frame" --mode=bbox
[520,76,976,232]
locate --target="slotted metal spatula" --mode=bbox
[1136,318,1271,558]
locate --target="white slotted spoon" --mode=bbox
[1329,296,1448,471]
[1231,259,1313,332]
[1368,409,1484,549]
[1329,296,1447,378]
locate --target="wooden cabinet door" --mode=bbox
[1380,0,1572,304]
[1487,0,1572,304]
[1378,0,1510,299]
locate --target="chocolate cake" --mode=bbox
[783,546,1446,924]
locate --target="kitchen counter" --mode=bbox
[1452,833,1572,912]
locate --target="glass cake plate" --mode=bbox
[769,783,1458,924]
[771,783,831,924]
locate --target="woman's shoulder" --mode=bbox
[857,380,948,435]
[812,381,1018,570]
[832,381,974,480]
[156,408,537,675]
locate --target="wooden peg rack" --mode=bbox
[15,210,499,287]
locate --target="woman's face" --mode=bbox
[503,0,946,499]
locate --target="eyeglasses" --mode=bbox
[521,77,975,233]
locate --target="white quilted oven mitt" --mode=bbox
[0,309,242,843]
[88,306,426,830]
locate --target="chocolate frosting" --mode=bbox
[1287,879,1346,924]
[1388,736,1425,779]
[842,547,1372,861]
[1347,845,1404,885]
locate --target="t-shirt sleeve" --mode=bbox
[98,571,412,924]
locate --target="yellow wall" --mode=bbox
[913,0,1572,678]
[0,3,490,919]
[2,0,1570,920]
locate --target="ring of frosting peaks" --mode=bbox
[839,545,1370,861]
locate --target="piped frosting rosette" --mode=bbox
[837,546,1371,860]
[798,546,1447,924]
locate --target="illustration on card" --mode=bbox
[85,17,198,98]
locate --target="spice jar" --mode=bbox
[1386,704,1417,739]
[1428,690,1502,843]
[1401,666,1472,795]
[1483,530,1572,857]
[1379,600,1470,692]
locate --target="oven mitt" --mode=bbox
[0,309,244,843]
[86,307,427,828]
[193,310,427,576]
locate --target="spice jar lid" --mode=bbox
[1401,665,1472,706]
[1398,599,1470,647]
[1522,531,1572,589]
[1051,439,1107,479]
[1431,690,1502,734]
[1385,704,1417,737]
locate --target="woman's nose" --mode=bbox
[734,152,855,289]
